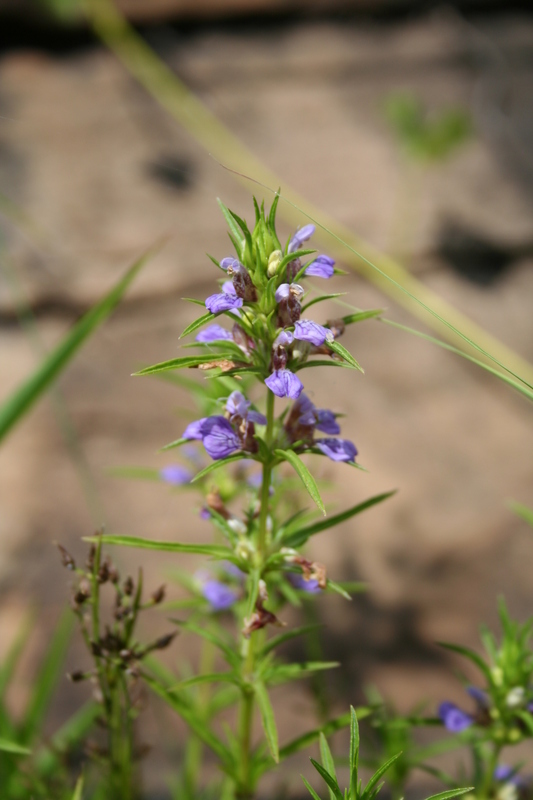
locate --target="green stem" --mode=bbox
[480,742,501,800]
[237,639,256,800]
[258,390,275,557]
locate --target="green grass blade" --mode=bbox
[0,248,150,442]
[0,739,31,755]
[21,608,75,744]
[275,449,325,515]
[71,775,84,800]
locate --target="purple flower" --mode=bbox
[202,580,238,611]
[294,320,334,347]
[289,573,322,593]
[275,283,304,303]
[438,702,473,733]
[305,255,335,279]
[288,224,315,254]
[220,256,241,271]
[202,416,241,460]
[226,391,267,426]
[183,418,210,440]
[265,369,303,400]
[205,289,243,314]
[466,685,489,708]
[222,561,245,580]
[159,464,192,485]
[316,438,357,462]
[196,324,233,343]
[274,330,294,347]
[315,409,341,435]
[199,507,211,520]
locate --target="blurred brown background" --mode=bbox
[0,0,532,796]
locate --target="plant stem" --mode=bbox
[237,638,256,800]
[258,389,275,557]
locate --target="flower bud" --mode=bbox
[505,687,525,708]
[267,249,282,277]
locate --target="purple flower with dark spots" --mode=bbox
[316,438,357,462]
[159,464,192,485]
[315,409,341,435]
[205,289,243,314]
[288,224,315,254]
[289,573,322,593]
[438,702,473,733]
[196,324,233,343]
[202,580,238,611]
[294,320,334,347]
[202,416,241,460]
[265,369,303,400]
[305,255,335,279]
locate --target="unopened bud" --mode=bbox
[123,576,134,596]
[57,544,75,570]
[506,687,525,708]
[267,249,282,277]
[227,518,247,536]
[154,632,177,650]
[151,584,166,605]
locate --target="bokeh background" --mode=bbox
[0,0,532,796]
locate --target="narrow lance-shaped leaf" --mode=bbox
[0,247,151,442]
[328,340,363,371]
[283,491,396,548]
[0,739,31,755]
[349,706,359,800]
[191,452,250,483]
[361,752,402,800]
[179,311,217,339]
[437,642,492,683]
[275,449,325,516]
[134,352,240,376]
[82,534,232,559]
[255,680,279,763]
[319,732,338,800]
[310,759,343,800]
[425,789,474,800]
[301,776,324,800]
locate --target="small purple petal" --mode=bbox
[315,409,341,435]
[222,561,246,580]
[495,766,516,783]
[305,255,335,279]
[220,257,241,271]
[288,224,316,253]
[275,284,290,302]
[196,324,233,343]
[222,281,237,295]
[205,292,243,314]
[202,580,238,611]
[289,573,322,593]
[202,416,241,460]
[265,369,304,400]
[159,464,192,485]
[294,319,333,347]
[183,418,209,440]
[466,686,489,708]
[438,702,473,733]
[274,330,294,347]
[316,438,357,462]
[199,507,211,520]
[248,410,267,425]
[226,391,250,418]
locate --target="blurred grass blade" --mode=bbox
[0,247,152,442]
[509,501,533,527]
[83,534,232,558]
[72,774,84,800]
[21,608,75,744]
[0,739,31,755]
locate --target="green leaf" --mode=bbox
[0,739,31,755]
[319,732,338,800]
[21,608,75,744]
[302,776,324,800]
[437,642,492,682]
[275,449,325,515]
[277,707,370,764]
[134,352,239,376]
[71,775,84,800]
[0,613,33,699]
[328,340,363,371]
[259,624,322,658]
[265,662,339,687]
[294,359,358,372]
[424,789,474,800]
[509,501,533,528]
[191,452,250,483]
[161,437,189,452]
[142,672,233,768]
[218,199,244,249]
[170,672,237,691]
[301,294,346,313]
[35,701,100,778]
[82,534,232,558]
[179,312,216,339]
[0,247,149,442]
[349,706,359,799]
[361,752,401,800]
[255,681,279,763]
[326,580,352,601]
[310,759,343,800]
[177,622,240,669]
[283,492,396,547]
[340,309,383,325]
